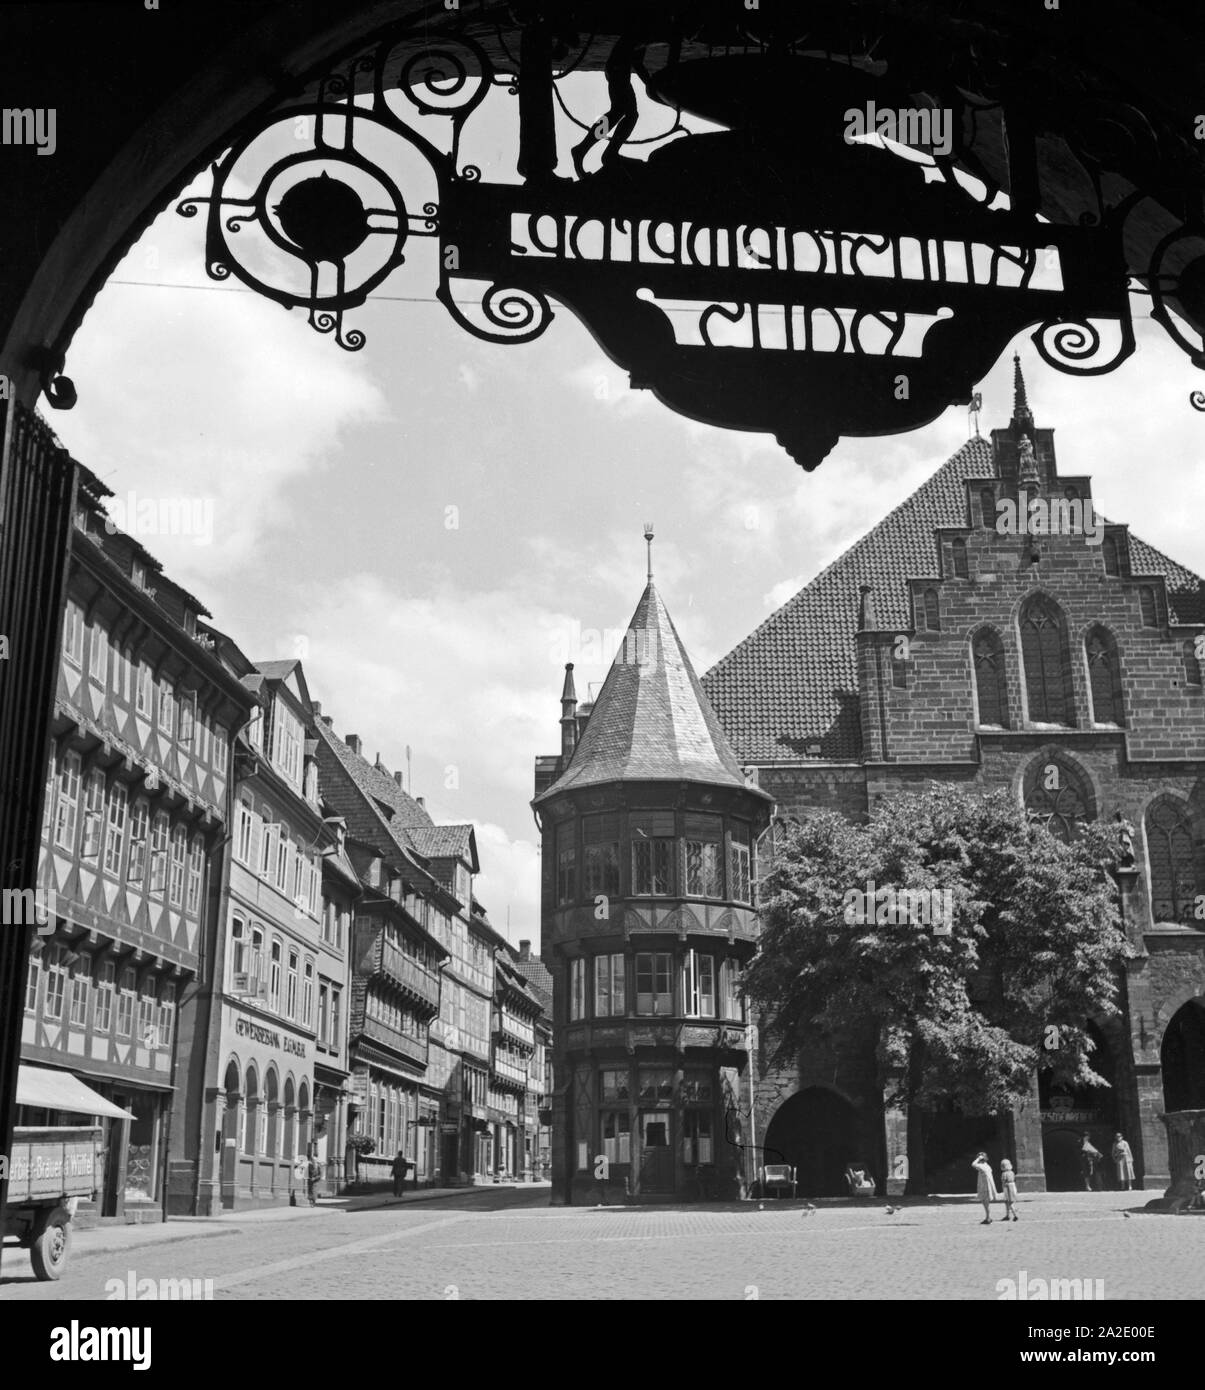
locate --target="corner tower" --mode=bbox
[532,540,773,1205]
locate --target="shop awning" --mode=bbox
[16,1065,135,1120]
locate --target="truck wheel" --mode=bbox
[30,1210,71,1280]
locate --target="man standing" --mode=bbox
[1080,1132,1103,1191]
[391,1149,411,1198]
[1112,1132,1136,1190]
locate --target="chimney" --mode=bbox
[346,734,361,756]
[560,662,578,761]
[312,701,322,718]
[375,752,387,773]
[394,771,405,788]
[519,939,531,960]
[416,796,425,808]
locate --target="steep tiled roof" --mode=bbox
[316,721,435,833]
[536,580,765,801]
[256,659,299,681]
[410,824,474,862]
[514,950,553,1015]
[703,436,1203,764]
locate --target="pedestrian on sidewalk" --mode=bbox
[999,1159,1019,1221]
[971,1151,998,1224]
[306,1153,322,1206]
[1079,1132,1103,1191]
[391,1149,411,1198]
[1111,1132,1135,1191]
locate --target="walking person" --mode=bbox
[306,1152,322,1207]
[1079,1132,1103,1191]
[391,1148,411,1198]
[1112,1132,1135,1191]
[972,1151,998,1224]
[999,1158,1019,1221]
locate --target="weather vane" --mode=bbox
[969,391,983,437]
[644,521,654,581]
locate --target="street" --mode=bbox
[1,1188,1198,1301]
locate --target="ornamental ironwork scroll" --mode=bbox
[177,12,1191,471]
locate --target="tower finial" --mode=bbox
[1013,352,1032,423]
[644,521,654,582]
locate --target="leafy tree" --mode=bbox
[745,785,1133,1193]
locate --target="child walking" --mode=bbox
[999,1158,1019,1221]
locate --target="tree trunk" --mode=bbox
[904,1045,928,1196]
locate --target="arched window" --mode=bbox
[1182,640,1202,688]
[283,1077,296,1162]
[1085,626,1124,725]
[980,487,996,528]
[243,1066,259,1156]
[1139,587,1158,627]
[1146,799,1199,924]
[265,1067,280,1159]
[972,628,1008,727]
[951,538,969,579]
[298,1080,311,1160]
[922,588,940,631]
[1020,594,1072,724]
[1024,756,1092,842]
[1102,535,1120,576]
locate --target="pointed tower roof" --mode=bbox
[1011,352,1034,430]
[535,581,765,802]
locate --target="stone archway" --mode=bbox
[1162,999,1205,1113]
[762,1086,860,1198]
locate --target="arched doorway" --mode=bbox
[1162,1000,1205,1113]
[1039,1020,1118,1190]
[762,1087,860,1197]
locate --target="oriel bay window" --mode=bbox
[730,823,752,904]
[600,1068,630,1103]
[631,811,674,896]
[684,814,724,898]
[682,1111,713,1166]
[635,952,672,1015]
[637,1067,674,1104]
[583,813,620,899]
[594,953,625,1017]
[555,820,576,906]
[720,958,743,1021]
[682,951,716,1018]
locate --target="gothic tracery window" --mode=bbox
[1085,626,1124,725]
[1024,757,1092,842]
[1020,595,1071,724]
[1146,799,1199,925]
[972,628,1008,727]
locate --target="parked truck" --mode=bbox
[3,1124,104,1278]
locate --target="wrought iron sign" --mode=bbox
[178,14,1201,469]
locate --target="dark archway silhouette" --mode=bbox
[1039,1020,1118,1190]
[762,1087,860,1197]
[1162,999,1205,1113]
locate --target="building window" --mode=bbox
[158,983,175,1048]
[318,982,329,1047]
[187,835,204,914]
[1139,586,1158,627]
[275,822,290,892]
[1023,756,1091,843]
[1085,626,1124,725]
[601,1111,631,1165]
[178,692,196,746]
[1183,640,1203,688]
[1102,535,1120,576]
[247,708,263,750]
[1020,594,1071,724]
[307,860,320,916]
[1146,799,1198,924]
[25,949,41,1012]
[600,1067,630,1102]
[331,988,341,1049]
[568,958,586,1020]
[54,751,82,851]
[235,797,253,864]
[635,952,672,1016]
[682,951,715,1018]
[169,825,187,906]
[150,812,170,895]
[271,701,303,787]
[128,800,149,883]
[230,916,246,980]
[95,961,114,1032]
[43,946,67,1021]
[302,960,313,1027]
[135,661,152,716]
[594,953,625,1017]
[116,969,135,1037]
[730,824,752,904]
[213,726,229,775]
[684,814,723,898]
[721,958,743,1021]
[286,949,298,1018]
[582,813,621,899]
[631,811,675,896]
[158,683,176,736]
[980,487,995,528]
[69,959,90,1026]
[81,769,105,859]
[42,751,56,841]
[892,651,909,690]
[138,979,156,1045]
[682,1111,713,1165]
[89,624,109,685]
[63,600,84,666]
[555,821,576,906]
[292,848,304,904]
[922,588,940,631]
[269,940,282,1011]
[250,928,264,989]
[972,628,1008,727]
[637,1067,673,1103]
[103,781,128,876]
[951,538,969,578]
[259,807,274,878]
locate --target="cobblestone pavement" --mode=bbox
[2,1189,1198,1300]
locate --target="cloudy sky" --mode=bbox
[47,76,1205,944]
